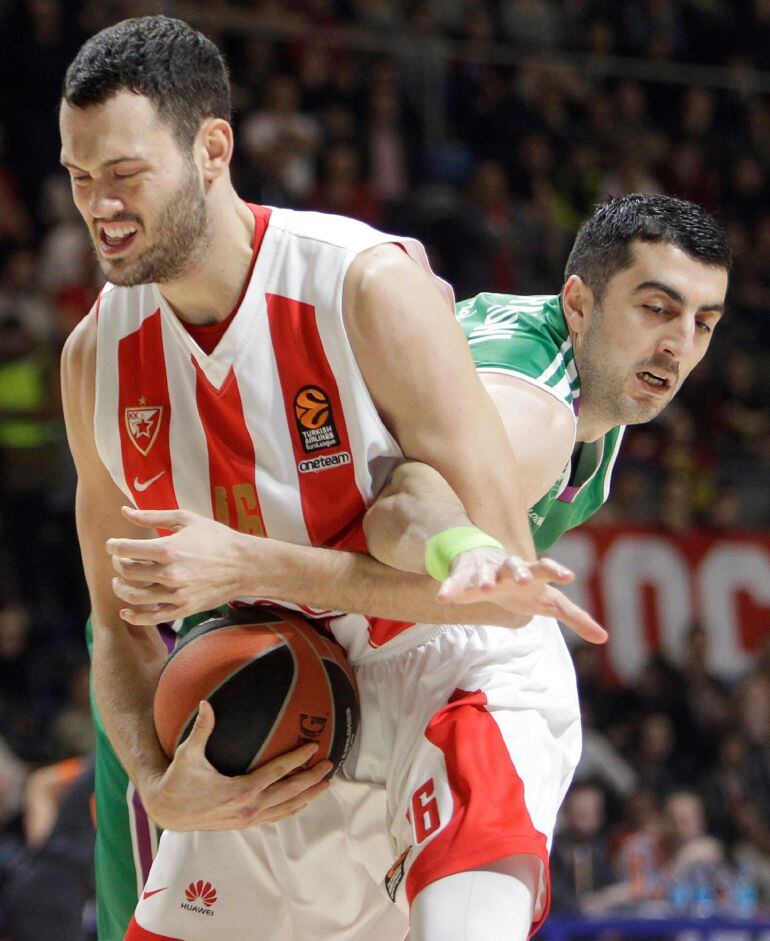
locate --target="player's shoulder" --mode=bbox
[61,296,100,375]
[267,206,387,250]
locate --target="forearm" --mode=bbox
[363,461,472,573]
[238,535,524,626]
[91,618,169,790]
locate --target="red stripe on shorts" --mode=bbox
[193,361,266,535]
[118,309,179,516]
[406,688,551,936]
[124,916,183,941]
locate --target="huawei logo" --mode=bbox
[185,880,218,907]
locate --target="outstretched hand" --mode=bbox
[437,546,607,644]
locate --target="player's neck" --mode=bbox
[575,410,612,443]
[158,193,256,326]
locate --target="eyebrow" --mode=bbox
[633,280,725,315]
[60,155,145,170]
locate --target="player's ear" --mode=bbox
[197,118,233,186]
[561,275,594,341]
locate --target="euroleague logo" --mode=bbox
[293,385,340,453]
[180,879,217,917]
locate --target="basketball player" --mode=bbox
[109,195,730,940]
[58,16,608,941]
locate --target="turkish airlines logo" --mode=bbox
[125,402,163,456]
[293,386,340,453]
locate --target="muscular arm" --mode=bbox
[364,375,576,573]
[61,312,170,793]
[344,244,536,560]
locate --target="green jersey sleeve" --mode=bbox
[456,292,580,414]
[456,292,625,551]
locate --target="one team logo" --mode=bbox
[125,400,163,456]
[180,880,217,917]
[293,385,340,453]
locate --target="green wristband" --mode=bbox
[424,526,505,581]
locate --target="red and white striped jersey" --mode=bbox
[93,204,454,660]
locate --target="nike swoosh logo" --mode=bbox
[143,887,167,900]
[134,471,165,492]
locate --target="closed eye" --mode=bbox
[642,304,664,315]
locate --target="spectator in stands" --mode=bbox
[239,73,322,204]
[2,756,95,941]
[551,782,615,914]
[0,316,62,612]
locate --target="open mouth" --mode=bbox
[636,370,672,394]
[98,224,139,257]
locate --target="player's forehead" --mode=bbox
[608,239,728,309]
[59,90,172,168]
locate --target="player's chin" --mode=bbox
[623,393,675,425]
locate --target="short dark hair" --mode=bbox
[564,194,731,302]
[62,16,231,149]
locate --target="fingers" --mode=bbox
[121,506,189,530]
[106,537,172,562]
[176,701,216,759]
[119,604,185,626]
[250,743,323,790]
[497,556,534,584]
[112,576,178,606]
[111,555,176,584]
[530,558,574,584]
[436,572,470,604]
[497,556,573,585]
[548,591,607,644]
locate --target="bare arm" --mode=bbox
[61,312,170,792]
[364,375,576,573]
[63,313,333,831]
[344,244,537,560]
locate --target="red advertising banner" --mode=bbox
[551,525,770,683]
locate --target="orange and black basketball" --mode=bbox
[153,607,359,778]
[294,386,331,429]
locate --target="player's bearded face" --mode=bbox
[576,303,680,426]
[91,158,209,286]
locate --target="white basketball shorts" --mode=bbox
[125,616,581,940]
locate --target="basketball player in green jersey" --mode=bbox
[111,195,730,938]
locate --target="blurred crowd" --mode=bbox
[553,627,770,919]
[0,0,768,935]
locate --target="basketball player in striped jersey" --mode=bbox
[58,16,730,941]
[109,196,730,941]
[58,15,609,941]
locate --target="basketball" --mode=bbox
[153,607,359,778]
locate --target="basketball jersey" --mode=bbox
[457,292,625,551]
[93,204,454,661]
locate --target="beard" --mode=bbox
[93,161,210,287]
[575,305,679,427]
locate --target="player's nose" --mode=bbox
[658,317,695,362]
[89,185,125,220]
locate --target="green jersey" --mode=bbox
[457,292,625,551]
